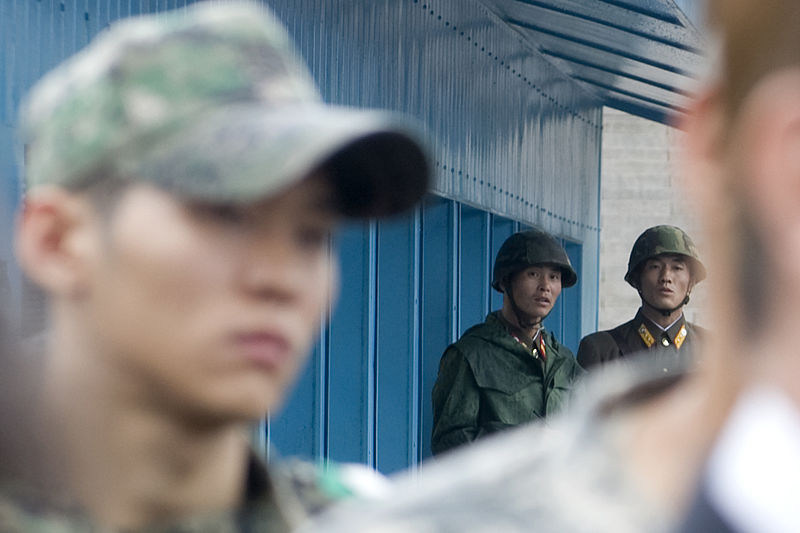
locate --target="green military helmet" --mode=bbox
[491,229,578,292]
[624,225,707,288]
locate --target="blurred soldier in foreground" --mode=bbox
[577,225,706,370]
[675,0,800,530]
[15,2,429,531]
[297,0,800,531]
[431,229,583,455]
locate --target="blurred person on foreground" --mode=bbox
[296,0,800,531]
[675,0,800,530]
[14,1,429,531]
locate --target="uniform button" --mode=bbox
[661,338,670,347]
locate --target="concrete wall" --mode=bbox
[598,107,708,331]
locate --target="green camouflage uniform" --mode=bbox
[0,457,373,533]
[138,455,366,533]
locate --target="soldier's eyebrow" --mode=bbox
[310,194,337,213]
[303,181,339,215]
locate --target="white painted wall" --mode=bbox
[597,107,708,331]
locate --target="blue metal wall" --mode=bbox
[269,199,585,471]
[0,0,602,473]
[270,0,602,242]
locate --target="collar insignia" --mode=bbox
[638,323,655,348]
[674,324,687,350]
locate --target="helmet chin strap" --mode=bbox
[640,290,690,317]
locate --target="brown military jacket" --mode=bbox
[576,309,705,370]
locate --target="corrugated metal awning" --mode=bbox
[482,0,706,124]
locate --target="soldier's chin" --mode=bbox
[653,297,680,309]
[523,309,551,323]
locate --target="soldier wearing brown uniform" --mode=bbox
[577,225,706,369]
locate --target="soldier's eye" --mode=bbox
[191,204,249,225]
[296,226,329,251]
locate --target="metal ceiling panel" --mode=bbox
[482,0,706,124]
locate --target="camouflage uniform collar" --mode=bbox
[138,452,305,533]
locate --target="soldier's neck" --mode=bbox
[44,321,248,530]
[499,307,541,340]
[640,304,684,330]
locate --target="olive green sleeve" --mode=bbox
[430,346,482,456]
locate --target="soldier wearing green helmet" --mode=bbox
[577,225,707,369]
[431,229,584,455]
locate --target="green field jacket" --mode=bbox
[431,312,583,455]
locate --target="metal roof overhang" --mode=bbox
[481,0,706,125]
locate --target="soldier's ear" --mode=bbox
[499,275,512,294]
[632,268,643,291]
[16,187,96,298]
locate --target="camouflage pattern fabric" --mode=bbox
[135,455,384,533]
[18,1,429,215]
[625,225,706,286]
[0,453,371,533]
[298,356,692,533]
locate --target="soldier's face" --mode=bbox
[509,265,562,320]
[638,254,692,311]
[78,175,339,423]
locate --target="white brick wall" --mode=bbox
[598,108,708,330]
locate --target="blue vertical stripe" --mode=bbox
[0,0,602,474]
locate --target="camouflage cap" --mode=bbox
[491,229,578,291]
[18,1,430,217]
[625,225,707,287]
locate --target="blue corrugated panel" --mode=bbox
[324,223,375,465]
[270,0,602,243]
[376,211,421,472]
[0,0,603,474]
[419,197,456,462]
[561,240,584,352]
[458,206,492,336]
[489,216,517,313]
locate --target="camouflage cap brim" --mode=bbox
[122,102,430,216]
[18,1,431,218]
